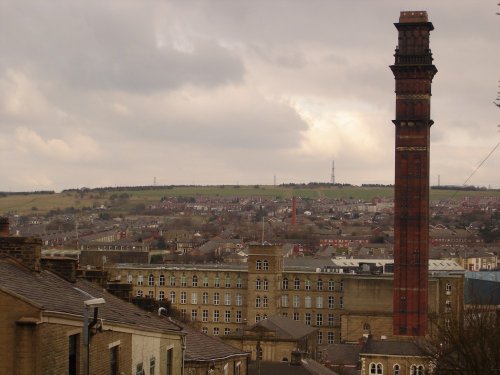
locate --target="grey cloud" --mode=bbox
[0,1,245,93]
[0,0,498,191]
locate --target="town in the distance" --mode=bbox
[1,9,499,375]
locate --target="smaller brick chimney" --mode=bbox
[0,217,42,271]
[0,217,10,236]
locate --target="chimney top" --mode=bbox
[399,11,428,23]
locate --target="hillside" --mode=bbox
[1,185,499,216]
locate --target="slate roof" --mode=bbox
[284,258,338,271]
[177,323,249,362]
[324,344,361,366]
[247,315,317,340]
[360,338,424,357]
[465,278,500,304]
[248,360,338,375]
[0,256,182,333]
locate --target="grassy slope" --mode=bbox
[1,186,498,215]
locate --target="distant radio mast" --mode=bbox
[331,160,335,184]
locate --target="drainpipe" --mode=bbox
[83,306,89,375]
[181,335,186,375]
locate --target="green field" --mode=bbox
[1,185,499,216]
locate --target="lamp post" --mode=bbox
[83,297,106,375]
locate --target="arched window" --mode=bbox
[410,365,417,375]
[159,291,165,300]
[255,314,261,322]
[393,364,400,375]
[256,260,262,270]
[263,260,269,270]
[363,323,371,331]
[256,278,261,290]
[255,296,261,308]
[417,365,424,375]
[263,296,268,308]
[263,278,268,290]
[370,363,383,374]
[282,278,289,290]
[148,274,155,286]
[170,291,176,303]
[317,279,323,291]
[159,274,165,286]
[136,290,143,297]
[294,278,300,290]
[192,275,198,287]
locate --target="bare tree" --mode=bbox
[419,305,500,374]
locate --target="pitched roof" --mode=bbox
[248,315,317,340]
[178,323,249,362]
[324,344,361,365]
[0,256,181,333]
[360,337,424,357]
[248,360,338,375]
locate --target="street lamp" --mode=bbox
[83,298,106,375]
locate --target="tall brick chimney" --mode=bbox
[390,10,437,337]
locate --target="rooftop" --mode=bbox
[0,255,182,333]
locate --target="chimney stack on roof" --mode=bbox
[0,217,10,237]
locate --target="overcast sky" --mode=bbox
[0,1,498,192]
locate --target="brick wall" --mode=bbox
[88,330,132,375]
[0,236,42,271]
[80,250,148,267]
[37,321,133,375]
[0,291,40,375]
[41,257,77,282]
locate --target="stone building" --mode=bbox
[358,337,429,375]
[0,217,186,375]
[0,255,185,375]
[181,322,250,375]
[222,314,317,362]
[107,244,464,350]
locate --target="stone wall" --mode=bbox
[0,236,42,271]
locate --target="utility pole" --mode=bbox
[331,160,335,184]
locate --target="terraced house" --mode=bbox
[107,245,464,351]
